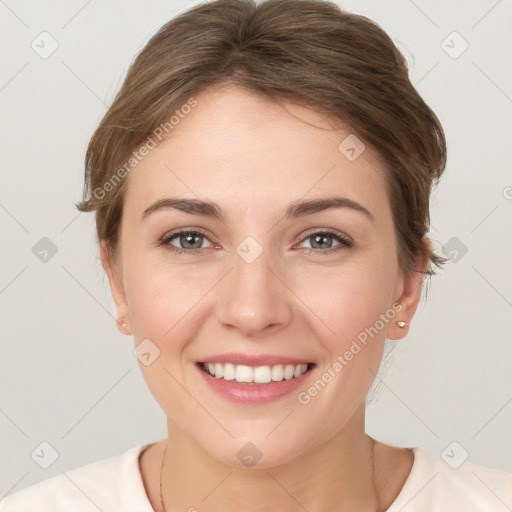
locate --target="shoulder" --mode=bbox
[388,446,512,511]
[0,444,153,512]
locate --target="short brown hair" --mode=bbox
[77,0,447,274]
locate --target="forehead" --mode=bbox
[124,85,390,222]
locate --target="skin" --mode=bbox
[102,83,427,511]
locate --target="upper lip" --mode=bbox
[198,353,312,367]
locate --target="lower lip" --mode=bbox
[196,364,314,404]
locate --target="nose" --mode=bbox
[214,246,293,338]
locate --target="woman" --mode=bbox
[2,0,511,510]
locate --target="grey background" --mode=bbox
[1,0,511,498]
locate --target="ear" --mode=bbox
[387,238,430,340]
[100,240,131,336]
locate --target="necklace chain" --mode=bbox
[159,436,379,512]
[159,440,168,512]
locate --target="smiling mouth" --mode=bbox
[198,362,314,384]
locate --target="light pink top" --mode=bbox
[1,443,511,511]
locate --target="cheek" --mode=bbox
[298,256,398,354]
[291,261,396,432]
[124,249,213,343]
[123,257,213,421]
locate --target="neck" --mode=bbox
[158,404,381,512]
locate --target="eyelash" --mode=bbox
[159,228,353,256]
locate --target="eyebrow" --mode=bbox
[142,196,375,223]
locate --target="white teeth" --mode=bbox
[235,365,253,383]
[214,362,224,379]
[202,362,309,383]
[271,365,284,381]
[253,366,272,384]
[223,363,235,381]
[284,364,295,380]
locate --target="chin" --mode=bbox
[189,422,316,470]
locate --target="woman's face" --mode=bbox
[104,84,422,468]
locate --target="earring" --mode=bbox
[118,317,127,328]
[397,320,408,328]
